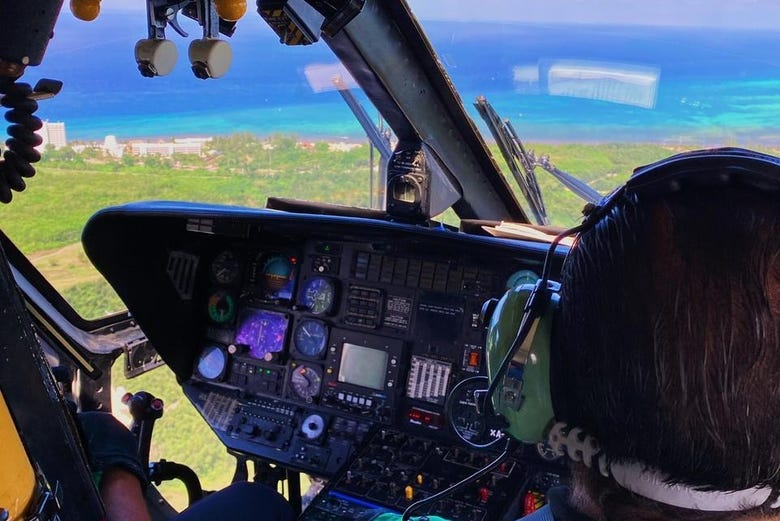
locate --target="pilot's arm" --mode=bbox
[100,467,153,521]
[78,412,152,521]
[78,412,296,521]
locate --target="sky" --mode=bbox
[408,0,780,28]
[94,0,780,29]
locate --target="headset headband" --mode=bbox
[588,147,780,227]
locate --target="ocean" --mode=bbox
[31,13,780,145]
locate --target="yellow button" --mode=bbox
[214,0,247,21]
[70,0,101,21]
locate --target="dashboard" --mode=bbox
[83,202,568,520]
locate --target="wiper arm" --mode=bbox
[532,151,601,205]
[475,96,548,225]
[333,77,393,161]
[475,96,603,216]
[332,76,392,209]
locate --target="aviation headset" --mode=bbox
[482,146,780,444]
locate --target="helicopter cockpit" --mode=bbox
[2,1,780,521]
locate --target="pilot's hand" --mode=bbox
[77,411,149,489]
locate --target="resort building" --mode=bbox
[38,121,67,150]
[129,137,211,157]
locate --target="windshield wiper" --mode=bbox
[333,77,392,209]
[533,153,601,206]
[475,96,548,225]
[475,97,602,223]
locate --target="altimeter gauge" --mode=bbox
[289,363,323,402]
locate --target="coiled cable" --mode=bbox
[0,80,44,203]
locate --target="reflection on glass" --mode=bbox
[513,60,660,109]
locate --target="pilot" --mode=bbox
[78,411,295,521]
[518,150,780,520]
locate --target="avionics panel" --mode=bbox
[321,328,404,423]
[82,203,563,485]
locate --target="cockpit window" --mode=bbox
[413,0,780,225]
[5,0,780,318]
[2,7,390,319]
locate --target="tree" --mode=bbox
[207,133,265,174]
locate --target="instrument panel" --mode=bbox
[184,232,531,475]
[82,202,567,519]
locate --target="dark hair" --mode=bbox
[553,186,780,519]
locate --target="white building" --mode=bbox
[103,135,124,158]
[38,121,67,150]
[129,137,211,157]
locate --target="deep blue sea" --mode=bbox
[31,13,780,145]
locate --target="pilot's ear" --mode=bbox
[767,250,780,317]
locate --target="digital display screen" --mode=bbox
[416,295,464,343]
[235,309,289,360]
[338,343,388,391]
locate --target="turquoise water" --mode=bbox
[32,15,780,145]
[61,102,366,141]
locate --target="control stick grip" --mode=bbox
[121,391,164,469]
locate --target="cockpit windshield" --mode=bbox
[3,0,780,318]
[414,0,780,223]
[3,2,780,513]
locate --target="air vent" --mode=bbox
[166,251,199,300]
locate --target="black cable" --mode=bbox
[401,438,520,521]
[0,80,44,203]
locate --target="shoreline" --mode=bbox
[63,133,780,153]
[67,132,371,146]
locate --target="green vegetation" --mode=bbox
[1,134,703,511]
[111,363,236,510]
[489,142,677,226]
[9,134,374,254]
[6,134,377,319]
[62,279,125,318]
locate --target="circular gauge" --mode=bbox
[506,269,539,289]
[444,376,505,449]
[289,363,323,402]
[261,254,294,292]
[211,250,241,285]
[300,277,336,315]
[293,319,328,358]
[207,290,236,324]
[301,414,325,440]
[196,345,227,381]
